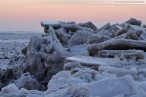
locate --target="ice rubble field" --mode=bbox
[0,33,41,69]
[1,18,146,97]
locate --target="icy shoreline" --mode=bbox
[1,18,146,97]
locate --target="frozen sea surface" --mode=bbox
[0,32,41,69]
[1,22,146,97]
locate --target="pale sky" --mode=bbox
[0,0,146,31]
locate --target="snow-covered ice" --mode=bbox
[1,19,146,97]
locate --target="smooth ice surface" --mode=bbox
[41,21,61,26]
[66,56,115,66]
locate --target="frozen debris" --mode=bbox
[41,21,63,33]
[88,39,146,56]
[130,24,146,40]
[48,26,66,55]
[55,28,70,44]
[125,18,142,26]
[79,21,98,31]
[40,44,53,54]
[116,29,143,40]
[120,22,130,28]
[95,72,117,81]
[0,93,25,97]
[21,46,27,57]
[41,21,62,28]
[0,85,43,97]
[0,68,15,88]
[98,23,110,31]
[26,51,64,86]
[86,75,140,97]
[98,50,144,59]
[72,68,98,82]
[68,30,92,45]
[47,73,85,92]
[143,24,146,28]
[67,86,90,97]
[107,24,121,37]
[0,82,5,91]
[8,56,26,67]
[65,56,115,66]
[0,42,26,59]
[41,21,94,33]
[99,66,138,76]
[134,30,143,37]
[2,19,146,97]
[47,65,98,92]
[87,34,110,44]
[0,56,28,90]
[27,35,49,52]
[14,72,46,91]
[0,83,19,95]
[22,34,65,87]
[60,23,94,32]
[97,30,113,37]
[116,28,128,36]
[123,29,143,40]
[97,24,121,37]
[115,51,145,60]
[64,62,83,71]
[27,38,49,78]
[47,63,146,97]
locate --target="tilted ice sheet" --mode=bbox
[66,55,115,66]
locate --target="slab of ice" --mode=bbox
[65,56,115,66]
[86,75,139,97]
[0,83,19,94]
[41,21,60,25]
[64,44,88,56]
[131,25,146,40]
[131,25,146,32]
[41,21,61,27]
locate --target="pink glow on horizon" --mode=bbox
[0,0,146,31]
